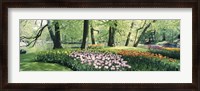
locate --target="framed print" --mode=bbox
[1,0,199,91]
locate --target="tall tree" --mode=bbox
[133,20,147,46]
[20,20,63,49]
[47,20,56,46]
[90,25,95,44]
[108,20,117,47]
[81,20,89,49]
[125,22,134,46]
[47,20,63,49]
[133,20,156,47]
[53,21,62,49]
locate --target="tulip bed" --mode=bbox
[35,48,180,71]
[118,50,179,71]
[70,51,131,71]
[148,47,180,59]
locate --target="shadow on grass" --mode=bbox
[20,53,72,71]
[20,62,72,71]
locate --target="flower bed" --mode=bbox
[35,49,131,71]
[117,50,179,71]
[122,56,179,71]
[148,48,180,59]
[118,50,176,62]
[163,47,180,52]
[35,49,180,71]
[69,51,131,71]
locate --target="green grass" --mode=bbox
[20,53,72,71]
[104,46,148,52]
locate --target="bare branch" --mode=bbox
[136,20,147,31]
[40,20,43,27]
[21,24,48,47]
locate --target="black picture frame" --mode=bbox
[0,0,199,91]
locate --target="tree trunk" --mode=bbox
[125,32,131,46]
[47,20,57,49]
[90,27,95,44]
[177,34,180,39]
[47,20,55,41]
[133,22,152,47]
[133,20,147,46]
[152,30,156,42]
[108,22,117,47]
[53,21,63,49]
[108,26,112,46]
[162,32,166,41]
[81,20,89,49]
[125,22,134,46]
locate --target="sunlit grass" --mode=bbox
[104,46,148,52]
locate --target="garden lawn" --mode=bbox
[20,53,72,71]
[104,46,148,52]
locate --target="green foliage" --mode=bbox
[20,19,180,47]
[150,20,180,42]
[59,20,83,43]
